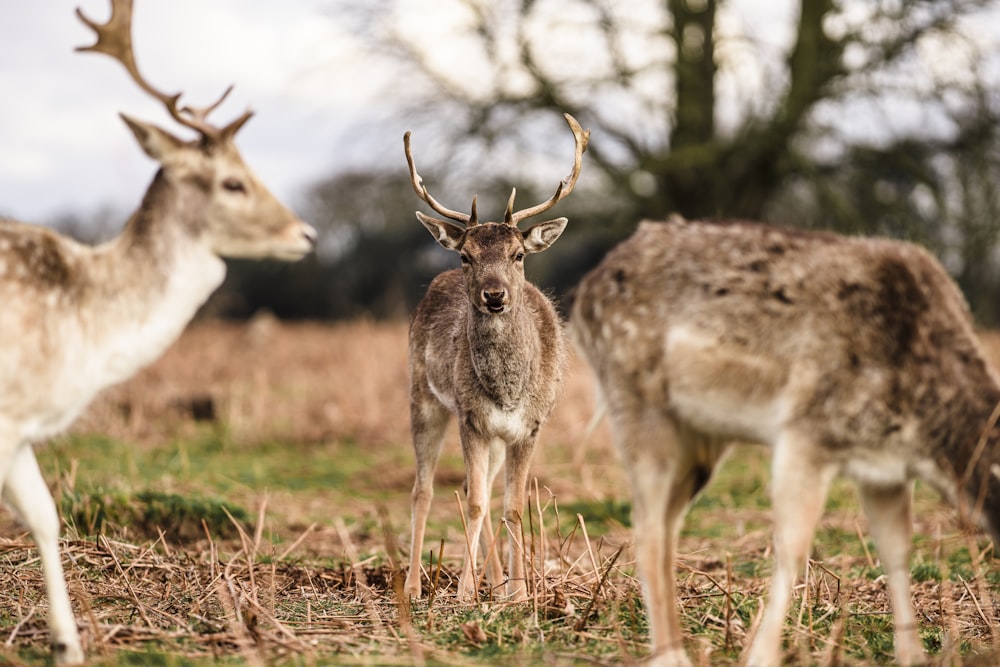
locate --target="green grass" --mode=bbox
[44,429,388,498]
[41,428,418,530]
[10,432,997,666]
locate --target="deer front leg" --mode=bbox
[405,396,450,598]
[457,427,493,600]
[2,445,84,665]
[858,483,927,666]
[746,434,836,667]
[478,438,506,594]
[501,435,537,601]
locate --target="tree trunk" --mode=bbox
[657,0,842,221]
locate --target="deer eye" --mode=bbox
[513,251,525,262]
[460,253,471,265]
[222,177,247,193]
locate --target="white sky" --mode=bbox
[0,0,397,223]
[0,0,804,225]
[2,1,996,226]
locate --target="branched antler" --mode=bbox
[505,114,590,226]
[404,113,589,228]
[404,131,478,226]
[76,0,252,142]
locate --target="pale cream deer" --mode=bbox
[403,114,588,600]
[570,215,1000,667]
[0,1,316,663]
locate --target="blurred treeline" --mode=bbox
[55,1,1000,324]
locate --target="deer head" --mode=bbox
[404,114,589,314]
[76,0,316,261]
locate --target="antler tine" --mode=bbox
[503,188,517,225]
[509,113,590,226]
[76,0,228,141]
[403,131,472,226]
[180,86,232,131]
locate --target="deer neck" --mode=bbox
[466,300,538,409]
[85,170,226,384]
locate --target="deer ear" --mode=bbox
[522,217,568,254]
[120,113,185,161]
[417,212,465,251]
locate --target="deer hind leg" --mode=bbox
[2,444,84,665]
[858,482,927,666]
[615,411,722,667]
[746,433,837,667]
[405,398,450,598]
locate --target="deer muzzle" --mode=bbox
[272,218,318,261]
[480,286,509,314]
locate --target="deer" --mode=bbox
[401,114,589,601]
[0,1,316,663]
[569,215,1000,667]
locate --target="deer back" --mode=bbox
[571,216,1000,540]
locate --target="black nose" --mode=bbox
[482,288,507,311]
[302,224,318,247]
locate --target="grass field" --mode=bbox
[1,318,998,665]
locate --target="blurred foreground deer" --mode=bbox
[570,216,1000,666]
[0,1,316,662]
[403,115,588,600]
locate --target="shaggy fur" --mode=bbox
[570,215,1000,667]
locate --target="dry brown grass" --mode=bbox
[0,319,997,665]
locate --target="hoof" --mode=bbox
[53,640,85,666]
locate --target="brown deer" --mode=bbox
[0,1,316,663]
[570,215,1000,667]
[402,114,588,601]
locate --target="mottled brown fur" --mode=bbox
[0,222,84,293]
[570,216,1000,667]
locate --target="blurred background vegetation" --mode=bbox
[51,0,1000,323]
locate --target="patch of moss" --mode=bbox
[61,486,249,541]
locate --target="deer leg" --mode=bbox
[501,435,537,601]
[613,412,709,667]
[478,438,506,594]
[457,430,492,600]
[405,398,450,598]
[2,444,84,665]
[858,482,927,666]
[746,433,836,667]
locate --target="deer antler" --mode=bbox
[75,0,252,142]
[404,113,589,228]
[505,114,590,226]
[404,131,478,226]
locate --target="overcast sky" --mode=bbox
[0,0,806,226]
[4,1,994,228]
[0,0,401,224]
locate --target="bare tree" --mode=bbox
[320,0,1000,319]
[333,0,994,218]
